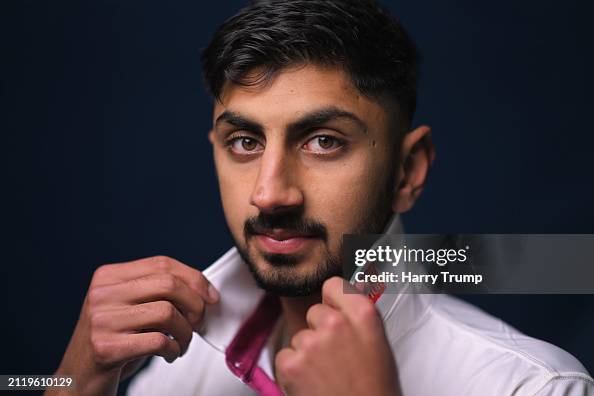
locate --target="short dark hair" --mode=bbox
[201,0,420,125]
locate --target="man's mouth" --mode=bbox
[253,229,318,255]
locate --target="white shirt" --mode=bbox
[127,217,593,396]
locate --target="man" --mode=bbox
[49,1,593,395]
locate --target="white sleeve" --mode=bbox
[532,375,594,396]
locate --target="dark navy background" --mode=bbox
[1,1,592,394]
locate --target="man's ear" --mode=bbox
[392,125,435,213]
[208,130,216,145]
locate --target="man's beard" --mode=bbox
[231,173,395,297]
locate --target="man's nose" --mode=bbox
[249,147,304,214]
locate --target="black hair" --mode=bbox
[201,0,420,125]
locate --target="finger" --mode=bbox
[92,256,219,304]
[321,276,381,330]
[90,273,206,325]
[93,332,181,368]
[305,303,337,330]
[321,276,366,309]
[91,301,194,353]
[127,332,182,363]
[289,329,317,351]
[274,347,300,392]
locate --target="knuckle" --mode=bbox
[324,312,345,331]
[305,303,321,324]
[91,264,111,284]
[299,333,317,353]
[275,351,301,378]
[154,273,179,293]
[150,256,173,272]
[91,335,115,366]
[154,301,177,322]
[86,286,106,307]
[89,310,108,329]
[147,332,170,353]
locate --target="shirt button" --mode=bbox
[234,361,242,368]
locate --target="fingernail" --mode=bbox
[207,284,220,302]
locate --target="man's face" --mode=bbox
[209,65,398,296]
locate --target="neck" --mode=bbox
[278,293,321,343]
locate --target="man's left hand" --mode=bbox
[275,276,401,396]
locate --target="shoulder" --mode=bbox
[389,294,593,396]
[428,295,589,375]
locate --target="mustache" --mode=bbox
[244,212,328,241]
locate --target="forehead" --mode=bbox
[213,65,388,129]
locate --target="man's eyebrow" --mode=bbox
[214,111,263,134]
[288,106,368,134]
[214,106,367,135]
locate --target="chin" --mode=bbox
[242,249,342,297]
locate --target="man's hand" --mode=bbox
[46,256,219,396]
[275,277,400,396]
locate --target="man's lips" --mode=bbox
[253,230,318,255]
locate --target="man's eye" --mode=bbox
[303,135,343,153]
[228,137,263,154]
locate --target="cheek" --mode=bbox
[215,154,258,240]
[305,156,386,248]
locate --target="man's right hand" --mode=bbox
[45,256,219,396]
